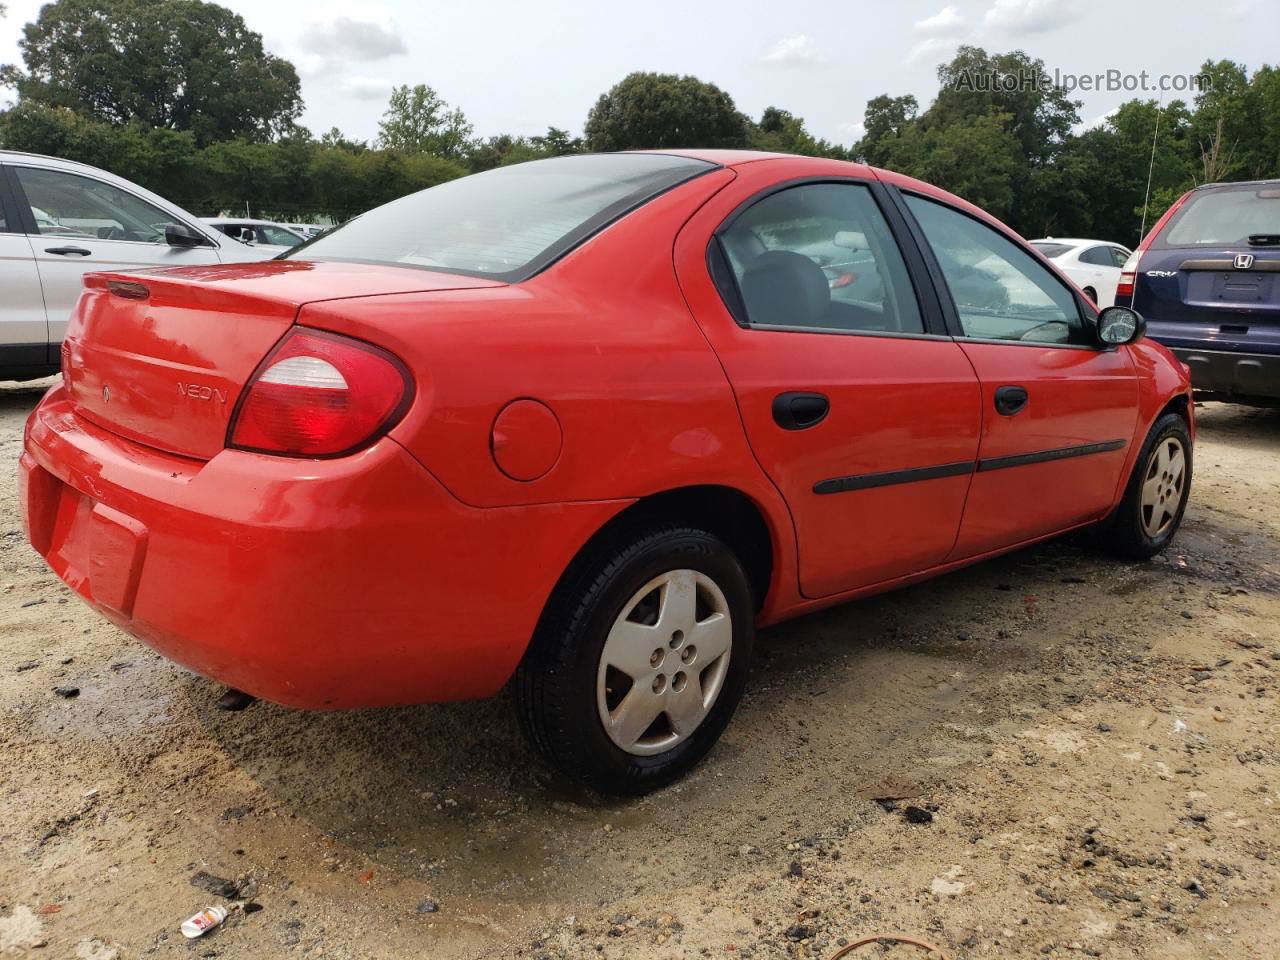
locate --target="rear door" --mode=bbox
[0,165,50,369]
[8,163,224,344]
[894,190,1138,559]
[1134,183,1280,378]
[676,167,981,599]
[1077,244,1121,306]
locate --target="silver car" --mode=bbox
[0,151,271,381]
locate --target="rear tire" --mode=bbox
[515,525,754,795]
[1095,412,1192,560]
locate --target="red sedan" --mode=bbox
[20,151,1194,794]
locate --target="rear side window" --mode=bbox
[1079,245,1114,266]
[716,182,924,335]
[1109,247,1131,267]
[289,153,716,281]
[1154,184,1280,248]
[905,194,1087,346]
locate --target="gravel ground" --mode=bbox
[1,381,1276,960]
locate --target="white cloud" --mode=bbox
[1074,106,1118,134]
[914,5,966,37]
[298,15,408,62]
[984,0,1084,35]
[760,35,826,67]
[837,121,867,144]
[908,36,961,65]
[341,76,393,101]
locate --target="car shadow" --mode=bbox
[183,531,1171,907]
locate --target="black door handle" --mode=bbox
[773,391,829,430]
[994,385,1029,416]
[45,246,92,256]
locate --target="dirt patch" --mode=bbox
[1,383,1277,959]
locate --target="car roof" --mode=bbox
[1196,177,1280,190]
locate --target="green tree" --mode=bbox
[885,111,1023,219]
[584,72,749,151]
[377,84,473,159]
[748,106,848,159]
[853,94,918,166]
[1,0,301,143]
[530,126,583,156]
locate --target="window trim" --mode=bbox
[706,176,952,341]
[887,185,1104,351]
[5,162,220,250]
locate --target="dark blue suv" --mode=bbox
[1118,180,1280,405]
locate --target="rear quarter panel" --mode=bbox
[297,168,799,596]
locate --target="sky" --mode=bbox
[0,0,1272,146]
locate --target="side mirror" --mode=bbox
[1096,305,1145,345]
[165,222,208,248]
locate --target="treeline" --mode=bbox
[852,48,1280,244]
[0,0,1276,241]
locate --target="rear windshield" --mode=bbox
[1154,183,1280,248]
[1030,242,1072,258]
[287,153,716,281]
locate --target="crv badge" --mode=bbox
[1234,253,1255,269]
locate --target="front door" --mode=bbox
[676,170,981,599]
[9,164,222,343]
[897,191,1138,559]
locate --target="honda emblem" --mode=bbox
[1234,253,1254,269]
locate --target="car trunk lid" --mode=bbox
[62,260,502,460]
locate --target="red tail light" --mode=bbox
[1116,271,1135,298]
[228,329,412,457]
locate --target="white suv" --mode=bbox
[0,151,272,381]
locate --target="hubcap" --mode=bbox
[596,569,733,757]
[1140,436,1186,538]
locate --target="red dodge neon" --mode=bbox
[20,151,1194,793]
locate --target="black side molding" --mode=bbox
[814,460,974,495]
[813,439,1128,495]
[976,439,1127,473]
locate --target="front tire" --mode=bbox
[1096,412,1192,559]
[515,525,754,795]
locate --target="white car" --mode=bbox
[1,151,271,381]
[1029,238,1133,308]
[202,218,307,254]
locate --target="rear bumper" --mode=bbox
[1167,346,1280,401]
[20,386,628,708]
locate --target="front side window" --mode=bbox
[904,194,1086,346]
[14,167,178,243]
[290,153,716,281]
[1109,247,1131,268]
[716,183,923,334]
